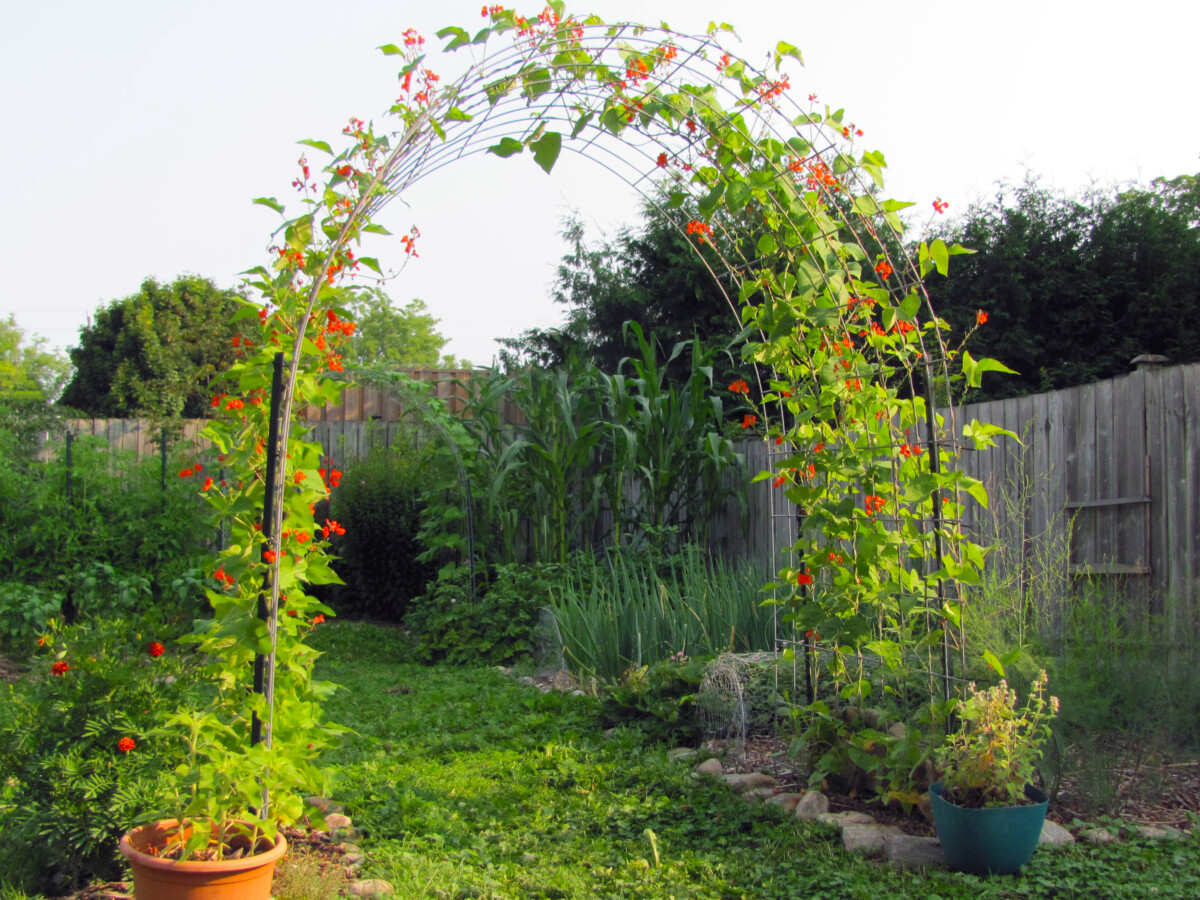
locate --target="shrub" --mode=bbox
[405,563,560,666]
[325,439,435,621]
[0,617,201,893]
[599,655,708,743]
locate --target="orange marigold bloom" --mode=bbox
[117,737,136,753]
[147,641,165,658]
[976,310,989,325]
[51,661,69,675]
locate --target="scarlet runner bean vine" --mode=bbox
[183,1,1016,830]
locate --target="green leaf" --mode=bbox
[982,649,1005,678]
[521,66,553,100]
[961,351,1019,389]
[298,139,333,156]
[435,26,472,51]
[530,131,562,174]
[756,234,778,256]
[930,238,950,276]
[571,112,593,138]
[378,43,404,56]
[361,223,392,235]
[775,41,804,64]
[252,197,284,214]
[444,106,473,122]
[487,137,524,159]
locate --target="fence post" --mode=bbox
[252,352,285,749]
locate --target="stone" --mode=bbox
[1134,824,1185,841]
[764,792,804,813]
[860,708,883,730]
[517,676,536,686]
[667,747,698,762]
[1079,827,1118,844]
[347,880,394,896]
[1038,820,1075,845]
[816,811,876,828]
[884,834,946,869]
[721,773,777,794]
[324,812,353,831]
[343,852,365,866]
[305,796,334,813]
[694,758,724,777]
[793,791,830,822]
[571,689,586,697]
[887,722,908,740]
[742,787,777,803]
[842,824,904,858]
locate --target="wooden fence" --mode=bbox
[947,361,1200,621]
[36,362,1200,614]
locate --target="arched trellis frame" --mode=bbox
[196,2,1013,823]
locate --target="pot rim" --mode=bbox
[120,819,287,872]
[930,780,1049,809]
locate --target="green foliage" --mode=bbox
[600,655,708,742]
[0,433,214,642]
[405,563,557,666]
[59,275,250,418]
[0,316,69,409]
[548,545,776,681]
[926,172,1200,400]
[0,618,200,893]
[291,622,1200,900]
[935,671,1059,808]
[326,437,435,621]
[340,288,460,368]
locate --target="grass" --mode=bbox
[303,621,1200,900]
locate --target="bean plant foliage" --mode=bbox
[192,1,1015,834]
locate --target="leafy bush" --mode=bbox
[326,439,435,621]
[599,655,708,742]
[404,564,558,666]
[0,617,201,893]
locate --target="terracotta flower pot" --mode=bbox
[119,819,287,900]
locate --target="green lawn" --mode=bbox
[310,622,1200,900]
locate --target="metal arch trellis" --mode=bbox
[264,7,979,754]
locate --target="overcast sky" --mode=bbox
[2,0,1196,365]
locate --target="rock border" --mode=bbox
[675,748,1193,870]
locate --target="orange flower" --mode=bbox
[51,661,69,675]
[728,379,749,394]
[311,614,325,625]
[656,152,668,168]
[117,737,136,753]
[796,572,813,586]
[874,260,893,280]
[976,310,988,325]
[740,414,757,429]
[147,641,165,658]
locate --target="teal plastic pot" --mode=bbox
[929,781,1048,875]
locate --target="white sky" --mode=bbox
[2,0,1196,366]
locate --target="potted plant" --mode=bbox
[930,670,1060,875]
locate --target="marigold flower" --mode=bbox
[179,468,194,478]
[117,737,136,753]
[976,310,989,325]
[147,641,165,658]
[51,661,69,676]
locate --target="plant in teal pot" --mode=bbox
[931,670,1060,875]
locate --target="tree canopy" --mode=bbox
[926,172,1200,400]
[59,275,250,418]
[0,316,69,409]
[340,288,460,369]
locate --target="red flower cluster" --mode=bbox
[318,464,343,491]
[976,310,989,325]
[481,4,505,16]
[147,641,165,658]
[773,473,787,488]
[263,550,277,564]
[213,567,235,588]
[728,379,749,395]
[841,125,864,139]
[401,225,421,257]
[117,737,136,753]
[796,572,813,586]
[899,442,923,458]
[51,661,69,676]
[933,197,949,214]
[322,519,347,539]
[686,219,714,245]
[864,495,886,515]
[740,414,757,429]
[874,260,893,280]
